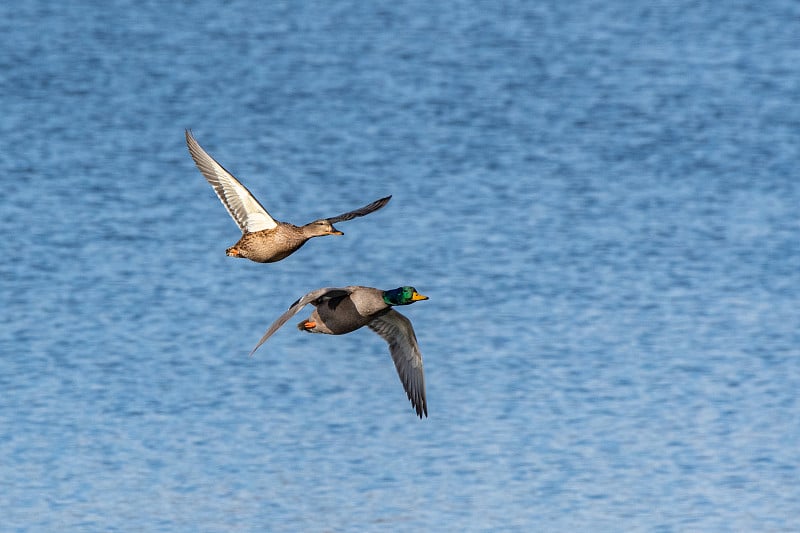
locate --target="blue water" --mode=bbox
[2,1,799,530]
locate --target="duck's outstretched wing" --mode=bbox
[249,287,350,356]
[185,130,278,233]
[368,309,427,418]
[325,195,391,224]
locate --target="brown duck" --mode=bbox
[185,130,391,263]
[250,286,429,418]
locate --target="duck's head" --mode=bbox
[383,286,429,306]
[305,219,344,237]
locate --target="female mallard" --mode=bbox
[251,286,429,418]
[185,130,391,263]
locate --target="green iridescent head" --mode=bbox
[382,286,429,306]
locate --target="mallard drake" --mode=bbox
[185,130,391,263]
[251,286,429,418]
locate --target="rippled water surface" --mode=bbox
[2,1,799,531]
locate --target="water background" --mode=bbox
[1,1,799,530]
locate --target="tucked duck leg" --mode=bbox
[297,319,317,331]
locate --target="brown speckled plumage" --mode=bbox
[185,130,391,263]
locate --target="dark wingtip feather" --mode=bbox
[325,195,393,224]
[408,388,427,418]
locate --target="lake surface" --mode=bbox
[1,1,798,531]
